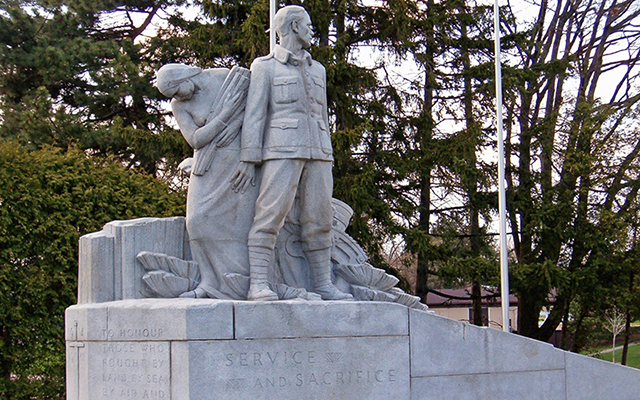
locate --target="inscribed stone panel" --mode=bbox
[86,341,171,400]
[172,336,409,400]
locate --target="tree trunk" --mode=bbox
[415,0,435,302]
[612,333,617,364]
[0,324,11,382]
[461,6,483,327]
[415,174,431,302]
[518,295,543,336]
[621,307,632,365]
[621,270,635,365]
[471,280,483,326]
[560,306,570,350]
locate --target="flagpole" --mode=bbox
[494,0,510,333]
[270,0,276,51]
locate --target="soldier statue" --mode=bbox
[232,5,353,301]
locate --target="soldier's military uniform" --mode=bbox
[241,44,333,254]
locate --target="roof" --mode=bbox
[426,288,518,307]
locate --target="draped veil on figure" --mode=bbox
[156,64,258,299]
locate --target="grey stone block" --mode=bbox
[105,299,234,341]
[411,370,566,400]
[104,217,185,301]
[173,336,410,400]
[78,230,114,304]
[565,352,640,400]
[67,299,234,342]
[171,342,192,400]
[66,343,79,400]
[235,300,409,339]
[410,308,490,376]
[65,300,640,399]
[410,309,566,377]
[485,326,565,373]
[66,339,89,400]
[66,303,108,341]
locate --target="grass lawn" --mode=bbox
[590,343,640,369]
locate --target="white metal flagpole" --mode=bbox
[269,0,276,52]
[493,0,511,333]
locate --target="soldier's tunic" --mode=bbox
[241,44,333,251]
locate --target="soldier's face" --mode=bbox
[296,13,313,48]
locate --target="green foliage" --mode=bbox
[494,0,640,343]
[0,0,191,176]
[0,141,184,398]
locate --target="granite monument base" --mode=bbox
[66,299,640,400]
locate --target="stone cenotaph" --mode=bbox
[66,6,640,399]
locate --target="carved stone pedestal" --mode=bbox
[66,298,640,400]
[65,300,411,400]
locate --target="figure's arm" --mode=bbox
[216,108,244,148]
[172,100,226,150]
[230,59,270,193]
[214,89,248,148]
[202,68,251,149]
[321,66,331,136]
[192,117,227,149]
[240,59,270,163]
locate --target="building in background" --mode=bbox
[426,288,518,331]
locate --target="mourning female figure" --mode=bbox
[155,64,258,299]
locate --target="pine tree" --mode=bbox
[0,0,191,176]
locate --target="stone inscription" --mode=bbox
[222,350,398,389]
[183,337,410,400]
[88,341,170,400]
[101,328,165,340]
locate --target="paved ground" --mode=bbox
[599,341,638,354]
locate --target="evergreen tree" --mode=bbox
[0,0,191,176]
[385,0,501,323]
[0,141,185,398]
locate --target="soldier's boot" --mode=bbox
[247,246,278,301]
[307,248,353,301]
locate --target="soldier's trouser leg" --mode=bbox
[298,161,352,300]
[247,159,305,301]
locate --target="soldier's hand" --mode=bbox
[230,161,256,194]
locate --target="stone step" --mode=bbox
[65,300,640,400]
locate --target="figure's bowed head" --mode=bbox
[155,64,203,101]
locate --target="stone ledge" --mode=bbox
[235,300,409,339]
[66,299,235,341]
[409,308,564,377]
[66,299,409,342]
